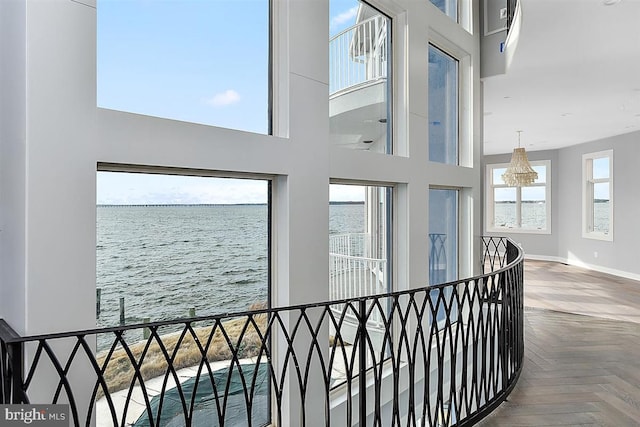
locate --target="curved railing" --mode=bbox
[0,237,523,426]
[329,15,388,95]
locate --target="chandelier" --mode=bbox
[502,131,538,187]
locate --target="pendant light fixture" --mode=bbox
[502,131,538,187]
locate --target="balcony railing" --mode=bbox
[329,15,388,95]
[0,237,523,426]
[330,233,387,328]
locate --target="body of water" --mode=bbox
[494,201,609,231]
[97,204,364,334]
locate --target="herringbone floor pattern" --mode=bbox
[477,260,640,426]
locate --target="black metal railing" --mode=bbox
[0,237,523,426]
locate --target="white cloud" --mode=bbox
[206,89,241,107]
[331,6,358,29]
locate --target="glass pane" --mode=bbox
[329,1,392,153]
[429,189,458,330]
[521,186,546,230]
[96,172,270,425]
[429,46,459,164]
[494,187,516,228]
[593,182,610,233]
[492,167,507,185]
[428,189,458,285]
[532,164,546,184]
[593,157,610,179]
[430,0,458,22]
[329,184,392,387]
[97,0,270,134]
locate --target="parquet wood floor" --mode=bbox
[477,260,640,426]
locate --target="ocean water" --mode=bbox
[494,201,610,231]
[96,204,364,333]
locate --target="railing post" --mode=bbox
[9,341,24,404]
[359,298,367,426]
[501,269,509,392]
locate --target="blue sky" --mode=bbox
[97,0,360,204]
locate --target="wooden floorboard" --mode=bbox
[477,260,640,426]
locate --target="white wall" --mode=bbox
[556,131,640,280]
[0,0,27,333]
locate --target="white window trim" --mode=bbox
[485,160,551,234]
[582,150,613,241]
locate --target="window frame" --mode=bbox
[485,160,551,234]
[582,150,613,241]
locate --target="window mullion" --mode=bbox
[516,187,522,228]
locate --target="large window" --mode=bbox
[486,161,551,233]
[329,0,393,154]
[583,150,613,240]
[97,0,270,134]
[96,171,271,425]
[429,45,459,164]
[97,172,270,330]
[329,183,393,386]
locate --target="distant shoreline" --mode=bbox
[97,203,268,207]
[495,200,608,204]
[98,201,365,207]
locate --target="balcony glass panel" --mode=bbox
[429,45,459,164]
[329,0,392,153]
[97,0,270,134]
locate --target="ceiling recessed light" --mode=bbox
[378,118,387,123]
[603,0,621,5]
[363,140,374,144]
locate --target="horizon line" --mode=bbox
[97,201,365,207]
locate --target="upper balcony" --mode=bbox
[329,9,390,153]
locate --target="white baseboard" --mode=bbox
[525,253,640,283]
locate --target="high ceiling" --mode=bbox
[483,0,640,155]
